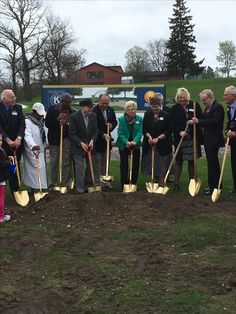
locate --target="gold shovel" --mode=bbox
[87,147,102,193]
[211,137,229,202]
[33,149,48,202]
[12,149,29,207]
[100,124,114,182]
[123,147,137,193]
[157,124,189,195]
[69,161,75,190]
[188,102,202,197]
[146,144,159,193]
[54,124,67,194]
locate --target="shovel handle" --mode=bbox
[105,124,110,177]
[59,124,63,184]
[164,124,189,184]
[217,137,230,190]
[11,148,21,187]
[87,148,95,184]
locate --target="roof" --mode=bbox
[75,62,124,74]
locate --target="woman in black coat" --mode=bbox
[141,97,172,187]
[171,88,203,191]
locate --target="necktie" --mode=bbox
[84,115,89,128]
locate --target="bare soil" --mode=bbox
[1,191,236,313]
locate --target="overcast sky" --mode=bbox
[45,0,236,71]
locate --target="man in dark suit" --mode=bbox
[190,89,224,195]
[69,99,98,193]
[93,93,117,187]
[0,89,25,192]
[224,86,236,193]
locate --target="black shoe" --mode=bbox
[173,183,180,191]
[204,190,211,196]
[204,187,211,193]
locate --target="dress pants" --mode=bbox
[205,146,221,191]
[119,147,140,188]
[73,151,93,192]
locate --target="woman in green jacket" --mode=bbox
[117,101,142,189]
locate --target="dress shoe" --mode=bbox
[204,190,211,196]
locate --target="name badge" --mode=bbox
[159,117,164,120]
[135,121,139,124]
[12,111,18,116]
[188,108,194,112]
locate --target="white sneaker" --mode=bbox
[4,214,11,222]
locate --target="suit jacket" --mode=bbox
[92,104,118,152]
[69,110,98,154]
[171,100,203,145]
[116,114,142,150]
[0,102,25,142]
[45,104,76,145]
[226,103,236,146]
[197,100,224,148]
[142,109,172,156]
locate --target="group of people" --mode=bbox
[0,85,236,222]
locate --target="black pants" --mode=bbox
[230,143,236,190]
[3,143,23,192]
[205,146,221,191]
[119,148,140,188]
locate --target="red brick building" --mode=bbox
[74,62,124,85]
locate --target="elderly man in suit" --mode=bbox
[93,93,117,188]
[224,85,236,193]
[0,89,25,192]
[189,89,224,195]
[69,99,98,194]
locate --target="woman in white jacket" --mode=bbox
[23,103,48,192]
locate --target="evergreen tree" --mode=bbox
[166,0,204,79]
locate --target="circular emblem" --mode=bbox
[144,90,156,103]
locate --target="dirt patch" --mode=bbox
[1,192,236,313]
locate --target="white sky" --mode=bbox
[45,0,236,71]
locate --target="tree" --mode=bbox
[202,66,215,79]
[125,45,151,74]
[146,39,168,71]
[39,16,86,84]
[0,0,49,100]
[216,40,236,78]
[165,0,204,79]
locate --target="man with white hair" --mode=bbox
[224,85,236,193]
[189,89,224,195]
[0,89,25,193]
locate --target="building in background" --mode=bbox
[74,62,124,85]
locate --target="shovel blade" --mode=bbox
[211,188,221,202]
[123,184,137,193]
[146,182,159,193]
[13,190,29,207]
[88,185,102,193]
[188,179,202,197]
[156,185,169,195]
[100,175,114,182]
[34,192,48,202]
[54,186,67,194]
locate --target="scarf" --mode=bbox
[124,112,136,132]
[26,113,46,143]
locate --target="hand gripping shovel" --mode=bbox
[12,148,29,207]
[54,124,67,194]
[188,102,202,196]
[146,144,159,193]
[100,124,114,182]
[211,137,230,202]
[87,147,102,193]
[156,124,189,195]
[33,149,48,202]
[123,147,137,193]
